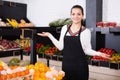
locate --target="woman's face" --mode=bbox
[70,8,83,24]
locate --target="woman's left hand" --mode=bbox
[100,52,111,60]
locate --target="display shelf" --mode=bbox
[95,27,120,33]
[0,49,23,60]
[109,27,120,33]
[87,60,120,70]
[100,61,109,67]
[91,60,100,66]
[0,26,60,64]
[36,27,56,32]
[0,27,35,63]
[95,27,110,34]
[0,1,41,64]
[0,27,21,36]
[109,62,120,69]
[95,27,101,32]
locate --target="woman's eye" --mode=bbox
[71,13,75,15]
[71,13,81,16]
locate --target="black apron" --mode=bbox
[62,26,89,80]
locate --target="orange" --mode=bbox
[12,73,17,78]
[0,66,4,71]
[24,69,29,75]
[1,75,7,80]
[21,71,26,76]
[16,72,21,77]
[6,74,13,79]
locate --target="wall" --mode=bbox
[25,0,85,27]
[2,0,85,27]
[3,0,85,26]
[3,0,26,4]
[103,0,120,24]
[3,0,120,26]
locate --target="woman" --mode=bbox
[37,5,110,80]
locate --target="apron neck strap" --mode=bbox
[65,25,82,36]
[65,25,71,35]
[78,26,82,36]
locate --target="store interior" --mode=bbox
[0,0,120,80]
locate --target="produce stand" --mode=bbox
[0,49,23,60]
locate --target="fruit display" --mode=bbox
[36,43,44,52]
[91,48,115,61]
[6,18,18,28]
[15,39,30,52]
[8,58,21,66]
[49,18,86,27]
[0,60,65,80]
[0,18,34,28]
[110,53,120,63]
[18,19,34,27]
[44,47,58,55]
[15,39,30,48]
[0,18,7,27]
[49,18,72,27]
[37,44,50,54]
[96,21,117,27]
[90,48,120,69]
[37,44,58,56]
[0,39,21,51]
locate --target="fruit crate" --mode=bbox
[38,53,44,58]
[109,62,119,69]
[87,59,92,65]
[52,54,59,61]
[58,55,63,61]
[100,61,109,67]
[0,49,23,59]
[91,60,100,66]
[44,54,52,60]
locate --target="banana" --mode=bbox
[6,18,18,28]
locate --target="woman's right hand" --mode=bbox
[37,32,50,37]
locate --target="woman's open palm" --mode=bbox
[37,32,50,37]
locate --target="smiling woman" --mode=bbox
[37,5,110,80]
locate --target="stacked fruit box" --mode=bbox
[0,60,65,80]
[109,53,120,69]
[91,48,116,68]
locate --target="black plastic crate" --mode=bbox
[44,54,52,60]
[100,61,109,67]
[87,59,91,65]
[58,55,63,61]
[0,51,13,57]
[38,53,45,58]
[52,55,58,61]
[109,62,119,69]
[0,50,21,57]
[91,60,100,66]
[38,54,43,58]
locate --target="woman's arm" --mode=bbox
[37,25,67,50]
[81,29,110,59]
[48,26,67,50]
[81,29,100,56]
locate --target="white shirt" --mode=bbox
[48,25,101,56]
